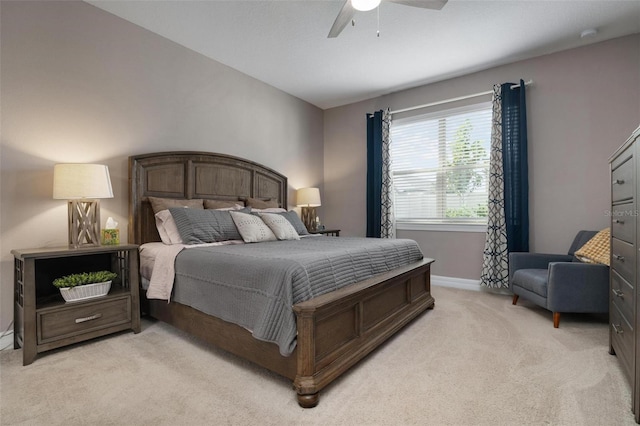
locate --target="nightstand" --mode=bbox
[12,244,140,365]
[310,229,341,237]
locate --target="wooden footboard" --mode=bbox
[293,258,434,407]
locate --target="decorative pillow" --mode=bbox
[274,210,309,235]
[169,207,249,244]
[155,209,183,244]
[245,197,279,209]
[259,213,300,240]
[575,228,610,266]
[229,211,277,243]
[148,196,203,214]
[204,199,244,210]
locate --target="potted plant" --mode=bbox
[53,270,117,302]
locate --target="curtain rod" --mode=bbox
[390,80,533,115]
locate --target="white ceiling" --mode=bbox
[87,0,640,110]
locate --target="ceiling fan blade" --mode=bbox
[387,0,448,10]
[328,1,356,38]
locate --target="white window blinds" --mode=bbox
[390,103,492,225]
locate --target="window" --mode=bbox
[390,103,492,229]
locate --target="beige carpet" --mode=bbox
[0,286,635,425]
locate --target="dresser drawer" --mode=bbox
[611,238,635,284]
[611,203,636,243]
[612,154,634,202]
[611,269,634,322]
[611,303,634,382]
[37,296,131,344]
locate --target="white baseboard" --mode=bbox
[431,275,512,295]
[0,331,13,351]
[432,275,481,291]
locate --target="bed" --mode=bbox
[129,151,435,407]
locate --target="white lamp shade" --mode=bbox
[352,0,381,11]
[53,164,114,199]
[296,187,321,207]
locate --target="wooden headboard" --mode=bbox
[129,151,288,245]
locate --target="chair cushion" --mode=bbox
[512,269,548,298]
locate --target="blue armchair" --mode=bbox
[509,230,609,328]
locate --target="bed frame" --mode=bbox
[129,151,435,407]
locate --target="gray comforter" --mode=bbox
[172,236,424,356]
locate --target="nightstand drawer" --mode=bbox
[37,296,131,344]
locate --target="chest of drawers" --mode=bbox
[610,125,640,422]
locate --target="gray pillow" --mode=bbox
[169,207,249,244]
[275,210,309,235]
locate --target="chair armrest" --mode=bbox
[547,262,610,313]
[509,252,574,282]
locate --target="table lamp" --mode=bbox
[296,187,321,232]
[53,163,114,247]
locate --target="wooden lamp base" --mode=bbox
[68,199,101,247]
[301,206,317,232]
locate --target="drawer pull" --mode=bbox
[75,313,102,324]
[613,219,625,224]
[613,254,625,262]
[612,323,624,335]
[613,289,624,298]
[613,179,625,185]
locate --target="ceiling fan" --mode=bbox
[328,0,448,38]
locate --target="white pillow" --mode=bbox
[259,213,300,240]
[229,211,277,243]
[155,209,183,245]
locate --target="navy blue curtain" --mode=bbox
[366,110,383,238]
[501,80,529,252]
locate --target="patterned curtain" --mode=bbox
[367,109,395,238]
[480,85,509,288]
[481,81,529,288]
[380,110,395,238]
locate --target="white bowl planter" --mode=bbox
[59,281,112,303]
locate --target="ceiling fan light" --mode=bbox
[352,0,381,12]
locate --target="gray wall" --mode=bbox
[323,34,640,280]
[2,1,639,332]
[0,1,324,331]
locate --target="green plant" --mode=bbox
[53,271,117,289]
[446,204,489,219]
[445,119,488,203]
